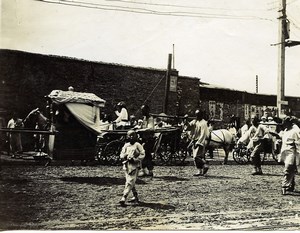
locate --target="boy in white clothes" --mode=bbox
[119,130,145,206]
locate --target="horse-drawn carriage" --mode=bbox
[2,89,237,166]
[95,126,189,166]
[15,90,190,165]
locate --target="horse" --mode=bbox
[206,129,235,164]
[23,108,50,152]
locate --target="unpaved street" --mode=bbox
[0,156,300,230]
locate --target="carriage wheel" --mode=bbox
[261,152,270,163]
[95,143,108,165]
[103,140,124,165]
[272,151,280,164]
[171,140,189,165]
[233,147,250,165]
[157,142,172,165]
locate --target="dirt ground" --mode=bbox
[0,152,300,231]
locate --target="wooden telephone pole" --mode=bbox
[277,0,287,117]
[164,54,172,114]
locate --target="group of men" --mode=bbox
[238,114,300,195]
[118,105,300,206]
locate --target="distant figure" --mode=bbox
[228,123,237,140]
[134,119,143,129]
[240,120,250,138]
[7,112,24,157]
[129,115,137,128]
[259,116,267,124]
[68,86,74,91]
[119,130,145,206]
[99,113,111,131]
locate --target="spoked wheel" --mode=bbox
[157,142,172,165]
[170,140,189,165]
[95,143,108,165]
[232,147,250,165]
[261,152,280,164]
[272,151,280,163]
[102,140,124,165]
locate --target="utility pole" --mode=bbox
[256,75,258,93]
[277,0,287,117]
[164,54,172,114]
[172,44,175,69]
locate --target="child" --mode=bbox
[119,130,145,206]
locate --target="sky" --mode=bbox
[1,0,300,97]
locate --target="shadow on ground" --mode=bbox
[60,176,147,185]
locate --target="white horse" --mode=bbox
[206,129,235,164]
[23,108,50,152]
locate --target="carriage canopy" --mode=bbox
[48,90,106,107]
[48,90,106,134]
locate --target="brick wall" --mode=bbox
[0,49,200,122]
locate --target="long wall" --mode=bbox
[1,49,299,128]
[0,49,200,122]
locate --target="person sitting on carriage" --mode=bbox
[134,119,144,129]
[187,109,210,177]
[113,101,129,129]
[239,119,251,138]
[236,116,259,154]
[99,113,112,131]
[119,130,145,206]
[129,115,137,128]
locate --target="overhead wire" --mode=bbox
[37,0,274,21]
[105,0,270,12]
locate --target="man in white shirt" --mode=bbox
[187,109,210,176]
[279,116,300,195]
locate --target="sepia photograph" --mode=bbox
[1,0,300,230]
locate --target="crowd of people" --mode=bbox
[4,100,300,205]
[236,114,300,195]
[113,104,300,205]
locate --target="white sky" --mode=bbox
[1,0,300,97]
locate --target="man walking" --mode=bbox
[187,110,210,176]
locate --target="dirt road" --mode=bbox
[0,155,300,230]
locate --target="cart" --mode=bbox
[95,126,189,166]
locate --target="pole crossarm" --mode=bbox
[285,40,300,47]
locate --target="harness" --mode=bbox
[207,130,226,147]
